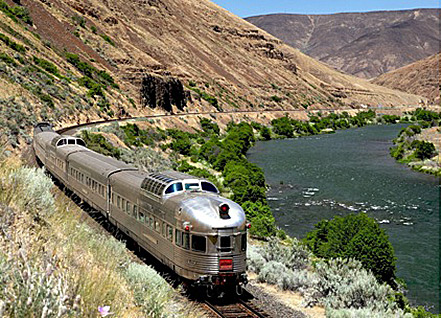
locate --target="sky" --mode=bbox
[211,0,441,18]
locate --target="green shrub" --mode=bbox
[72,15,86,28]
[190,87,221,110]
[410,306,441,318]
[167,129,193,155]
[305,213,397,285]
[32,56,60,77]
[412,141,436,160]
[271,95,282,103]
[0,33,26,53]
[271,116,294,137]
[382,115,400,124]
[0,52,17,66]
[100,33,115,46]
[0,1,32,25]
[81,130,121,159]
[260,126,271,140]
[200,117,220,135]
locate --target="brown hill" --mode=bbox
[0,0,424,146]
[246,9,441,79]
[372,53,441,104]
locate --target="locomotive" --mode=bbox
[33,122,249,296]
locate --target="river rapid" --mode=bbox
[247,124,441,313]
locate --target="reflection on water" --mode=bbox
[248,125,441,313]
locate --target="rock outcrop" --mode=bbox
[140,74,188,112]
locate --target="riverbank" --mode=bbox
[247,124,441,314]
[391,125,441,176]
[78,110,440,316]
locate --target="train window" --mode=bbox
[241,234,247,251]
[185,183,200,191]
[133,205,138,218]
[201,182,218,193]
[126,201,130,214]
[192,235,206,253]
[182,233,190,249]
[57,139,66,146]
[68,139,75,145]
[117,196,121,209]
[220,236,231,252]
[149,217,154,229]
[175,230,182,246]
[154,220,160,233]
[77,139,86,146]
[139,212,145,223]
[167,226,173,242]
[162,223,166,237]
[165,182,183,194]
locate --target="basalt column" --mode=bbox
[140,74,189,112]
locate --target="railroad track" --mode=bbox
[56,105,416,135]
[203,297,271,318]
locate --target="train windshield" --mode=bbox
[165,182,183,194]
[185,183,200,191]
[201,182,218,193]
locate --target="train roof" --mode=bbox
[50,135,87,147]
[140,171,213,197]
[69,150,137,179]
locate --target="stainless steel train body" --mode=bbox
[33,123,248,291]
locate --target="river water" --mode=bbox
[247,124,441,312]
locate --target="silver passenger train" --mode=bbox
[33,123,248,295]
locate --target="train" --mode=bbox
[33,122,249,296]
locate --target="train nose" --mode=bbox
[180,197,246,231]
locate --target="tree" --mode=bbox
[413,141,436,160]
[260,126,271,140]
[271,116,294,137]
[305,213,397,285]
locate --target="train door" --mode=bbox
[106,184,111,219]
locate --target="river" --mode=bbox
[247,124,441,313]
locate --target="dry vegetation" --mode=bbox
[0,153,203,317]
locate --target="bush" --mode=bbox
[413,141,436,160]
[81,130,121,159]
[200,118,220,136]
[0,1,32,25]
[311,258,397,310]
[167,129,193,155]
[0,33,26,53]
[123,263,173,317]
[260,126,271,140]
[305,213,397,285]
[0,52,17,66]
[100,34,115,46]
[33,56,61,77]
[271,116,294,137]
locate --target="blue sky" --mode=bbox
[212,0,441,18]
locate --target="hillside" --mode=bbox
[246,9,441,79]
[0,0,423,149]
[372,53,441,104]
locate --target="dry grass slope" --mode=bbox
[0,153,203,317]
[372,53,441,105]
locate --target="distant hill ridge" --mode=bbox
[372,53,441,104]
[246,8,441,79]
